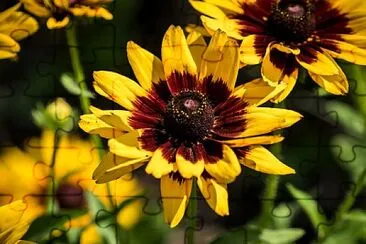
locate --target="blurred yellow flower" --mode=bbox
[0,3,38,60]
[0,200,34,244]
[0,130,143,243]
[22,0,113,29]
[46,97,73,121]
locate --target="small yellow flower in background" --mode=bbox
[0,130,143,243]
[0,3,38,60]
[79,25,302,227]
[46,97,73,121]
[0,200,34,244]
[22,0,113,29]
[189,0,366,101]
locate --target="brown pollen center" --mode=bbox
[164,90,214,143]
[268,0,315,43]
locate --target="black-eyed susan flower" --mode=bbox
[0,130,143,243]
[189,0,366,101]
[0,201,34,243]
[22,0,113,29]
[0,3,38,60]
[79,25,302,227]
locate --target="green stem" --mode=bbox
[257,101,285,228]
[65,23,114,207]
[186,179,197,244]
[47,131,61,213]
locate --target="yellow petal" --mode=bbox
[108,131,152,159]
[270,67,298,103]
[201,15,244,40]
[309,70,349,95]
[187,31,207,72]
[242,146,295,174]
[0,201,30,244]
[0,3,21,22]
[89,106,133,132]
[185,24,210,37]
[0,11,39,41]
[127,41,165,90]
[219,135,284,148]
[199,29,239,89]
[236,78,287,106]
[296,46,339,76]
[197,177,229,216]
[204,144,241,183]
[161,175,192,228]
[79,114,125,138]
[239,35,269,65]
[46,16,70,29]
[161,25,197,77]
[54,0,69,9]
[261,43,298,87]
[22,0,51,17]
[240,107,302,137]
[93,152,148,181]
[321,39,366,65]
[0,33,20,53]
[145,145,175,178]
[176,144,205,178]
[93,71,147,110]
[189,0,226,19]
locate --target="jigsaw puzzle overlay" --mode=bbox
[0,0,365,243]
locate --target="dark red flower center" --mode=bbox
[56,183,85,209]
[268,0,315,43]
[164,90,214,143]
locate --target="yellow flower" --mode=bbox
[22,0,113,29]
[79,25,302,227]
[0,3,38,60]
[189,0,366,101]
[0,200,34,244]
[0,130,143,243]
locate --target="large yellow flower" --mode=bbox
[189,0,366,101]
[21,0,113,29]
[0,3,38,60]
[0,131,142,243]
[0,201,34,244]
[79,25,302,227]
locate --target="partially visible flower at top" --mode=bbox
[0,131,143,243]
[0,3,38,60]
[189,0,366,102]
[22,0,113,29]
[0,200,34,244]
[79,25,302,227]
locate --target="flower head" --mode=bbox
[189,0,366,101]
[0,131,142,242]
[22,0,113,29]
[0,3,38,60]
[79,25,302,227]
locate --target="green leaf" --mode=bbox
[60,73,95,98]
[325,101,364,137]
[85,191,117,244]
[286,184,328,238]
[259,228,305,244]
[24,210,86,242]
[213,226,261,244]
[331,134,366,181]
[343,210,366,222]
